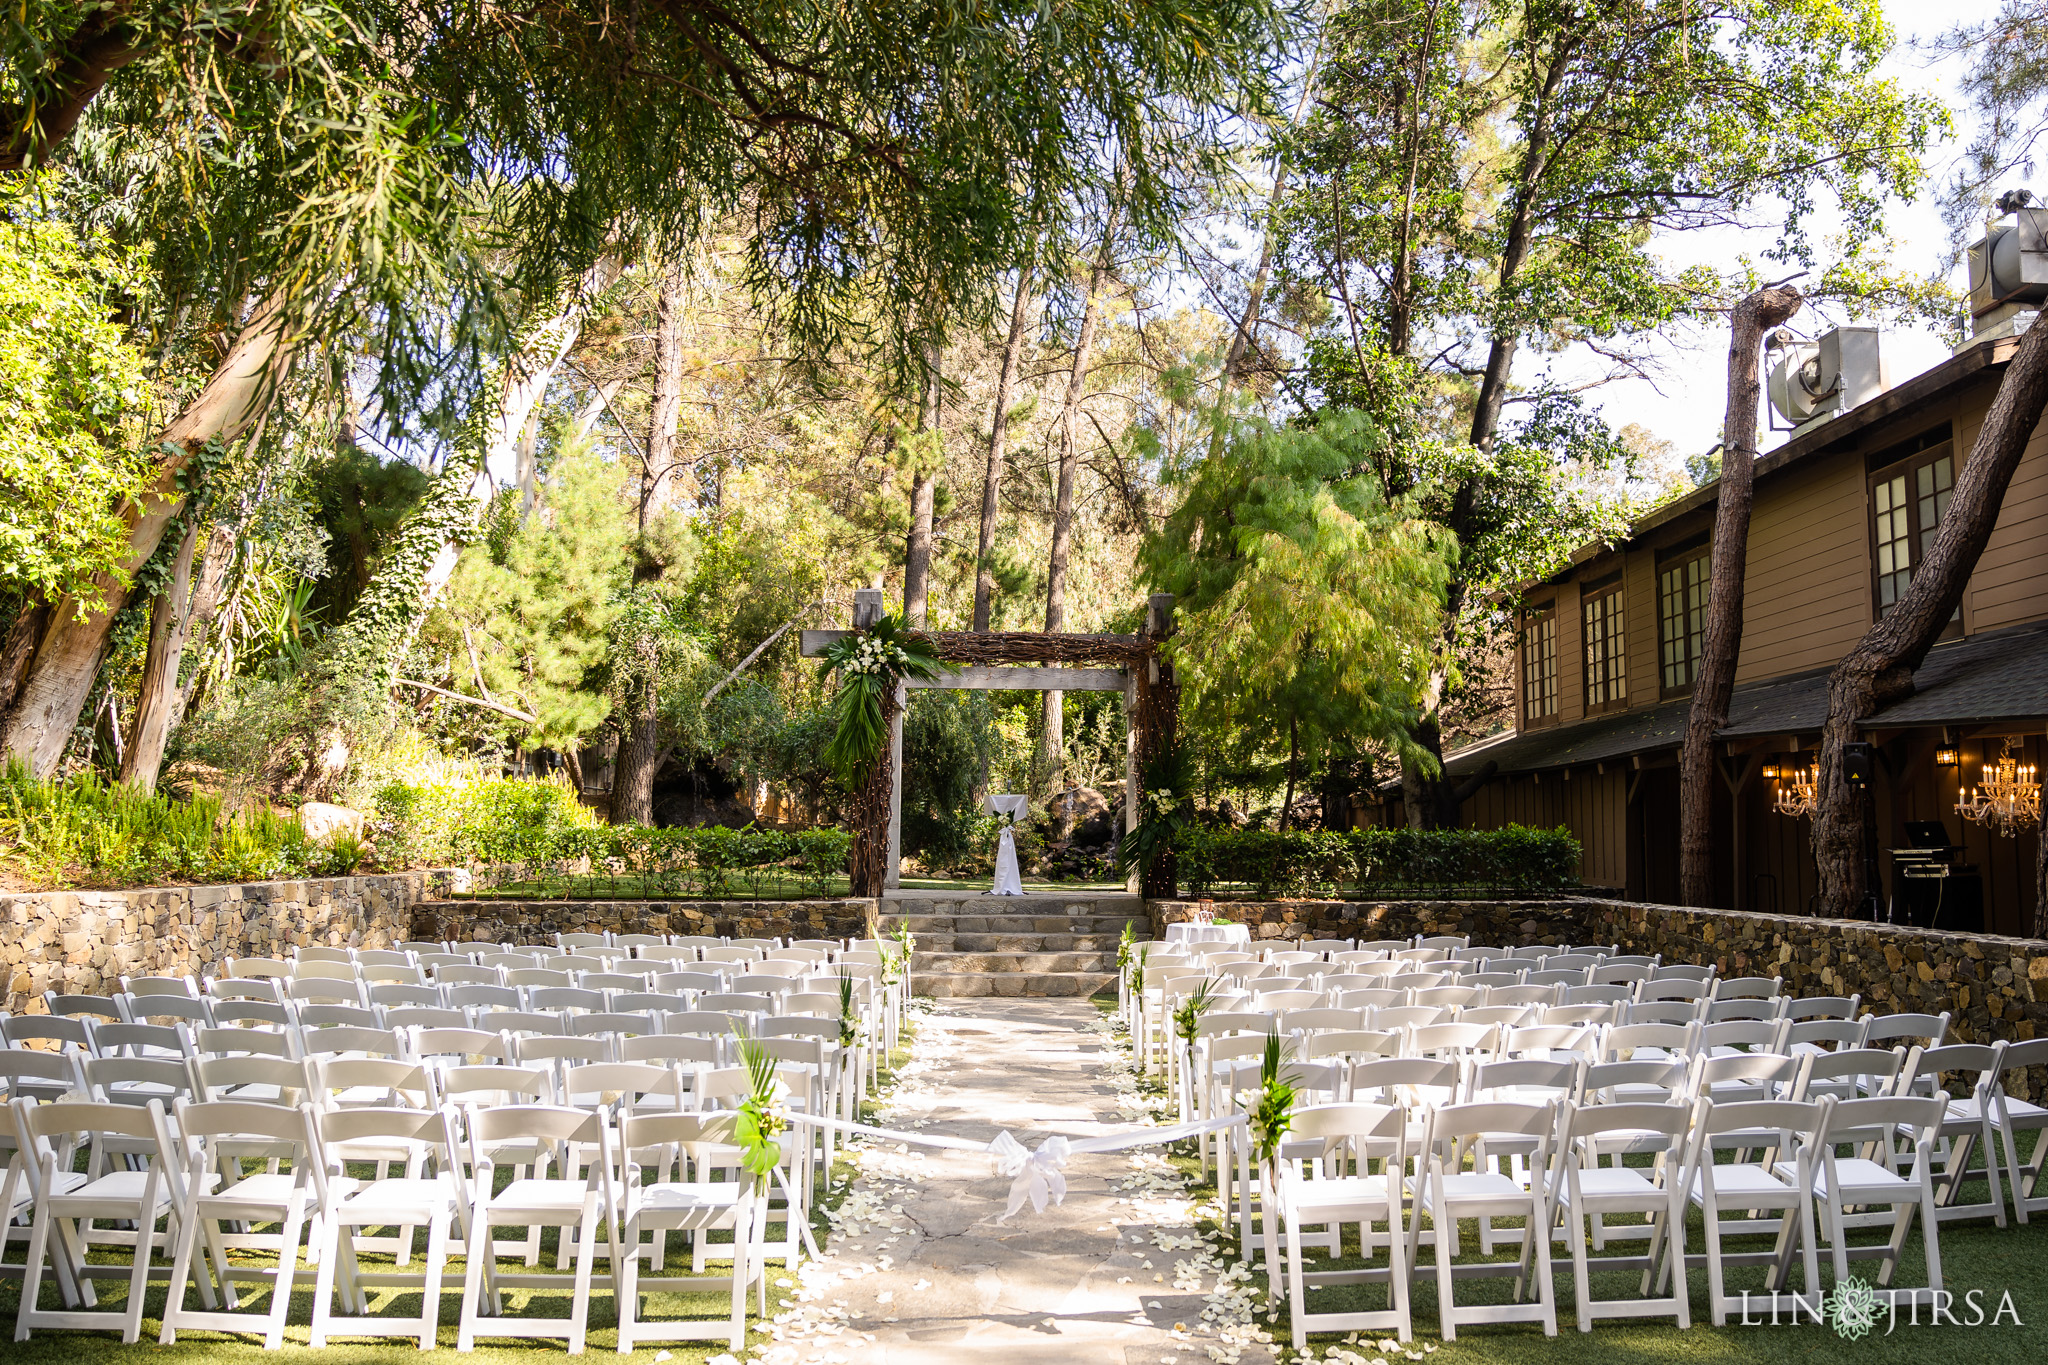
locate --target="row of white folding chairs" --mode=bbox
[26,984,870,1041]
[1,1091,780,1351]
[3,1019,845,1239]
[1249,1087,1959,1345]
[233,945,871,988]
[1172,951,1719,994]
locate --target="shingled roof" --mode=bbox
[1440,620,2048,779]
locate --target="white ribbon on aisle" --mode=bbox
[783,1110,1248,1222]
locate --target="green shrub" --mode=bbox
[1172,823,1580,899]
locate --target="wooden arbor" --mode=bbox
[802,588,1178,895]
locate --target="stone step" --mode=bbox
[889,917,1142,937]
[915,971,1117,999]
[913,949,1119,975]
[932,932,1124,953]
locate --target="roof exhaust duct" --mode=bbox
[1767,325,1888,434]
[1964,187,2048,345]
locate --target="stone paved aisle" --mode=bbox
[756,1000,1275,1365]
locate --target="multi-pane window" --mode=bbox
[1522,603,1558,724]
[1871,439,1956,620]
[1659,554,1709,693]
[1582,583,1626,712]
[1874,472,1912,610]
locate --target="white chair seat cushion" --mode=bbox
[1778,1158,1916,1202]
[337,1175,462,1218]
[1283,1175,1394,1218]
[1692,1164,1795,1199]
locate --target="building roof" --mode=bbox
[1441,621,2048,779]
[1548,337,2020,583]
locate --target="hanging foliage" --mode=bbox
[817,613,955,787]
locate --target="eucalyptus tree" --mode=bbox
[1275,0,1942,826]
[2,0,1288,780]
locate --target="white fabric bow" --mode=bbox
[988,1131,1072,1220]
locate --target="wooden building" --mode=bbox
[1398,333,2048,933]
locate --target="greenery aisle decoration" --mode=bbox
[1243,1030,1298,1305]
[733,1034,787,1187]
[820,614,955,895]
[1173,977,1218,1117]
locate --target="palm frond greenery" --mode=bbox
[732,1031,786,1183]
[1245,1028,1297,1169]
[1118,739,1195,880]
[819,614,955,787]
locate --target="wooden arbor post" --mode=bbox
[804,590,1179,901]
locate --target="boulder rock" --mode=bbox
[1046,786,1110,840]
[299,802,365,844]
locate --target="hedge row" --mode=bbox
[467,824,855,900]
[1172,824,1580,899]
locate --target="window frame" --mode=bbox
[1865,425,1963,639]
[1521,599,1560,727]
[1656,548,1709,698]
[1581,575,1628,715]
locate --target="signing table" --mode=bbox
[1163,921,1252,947]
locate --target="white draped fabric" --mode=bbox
[986,793,1029,896]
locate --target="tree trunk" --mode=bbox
[1280,713,1299,832]
[118,517,201,792]
[0,294,288,776]
[1814,319,2048,917]
[562,745,586,796]
[903,352,942,627]
[0,599,50,721]
[639,260,689,528]
[613,260,692,826]
[609,671,662,825]
[1679,285,1804,907]
[1041,247,1113,786]
[973,266,1036,631]
[173,526,237,723]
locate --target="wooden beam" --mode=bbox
[800,629,851,657]
[1724,732,1806,754]
[907,665,1128,692]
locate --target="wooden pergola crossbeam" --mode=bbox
[814,589,1173,894]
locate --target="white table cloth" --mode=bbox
[1164,922,1251,946]
[986,794,1029,896]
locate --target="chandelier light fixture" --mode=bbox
[1956,739,2041,837]
[1772,763,1817,819]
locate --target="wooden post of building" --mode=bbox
[852,588,884,631]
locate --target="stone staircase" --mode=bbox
[881,893,1148,998]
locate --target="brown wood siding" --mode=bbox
[1557,579,1584,723]
[1734,457,1872,683]
[1462,766,1629,891]
[1965,419,2048,633]
[1625,550,1661,706]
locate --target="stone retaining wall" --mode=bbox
[2,871,454,1014]
[410,898,880,946]
[1147,896,2048,1047]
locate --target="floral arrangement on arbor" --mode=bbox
[819,614,954,786]
[819,614,954,896]
[1118,740,1193,888]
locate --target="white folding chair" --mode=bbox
[456,1104,613,1353]
[160,1098,330,1348]
[310,1105,470,1347]
[1274,1100,1411,1344]
[1407,1100,1559,1340]
[1673,1096,1826,1325]
[610,1109,765,1351]
[1992,1037,2048,1221]
[10,1098,190,1342]
[1792,1094,1947,1305]
[1553,1101,1690,1332]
